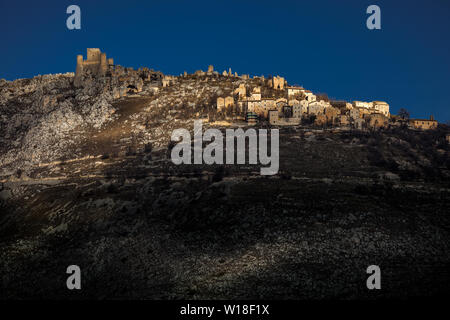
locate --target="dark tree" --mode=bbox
[316,93,329,102]
[283,106,293,118]
[398,108,410,120]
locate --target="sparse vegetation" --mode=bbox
[0,67,449,300]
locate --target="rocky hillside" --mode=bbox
[0,71,258,173]
[0,71,449,299]
[0,73,117,172]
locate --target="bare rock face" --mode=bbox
[0,62,163,174]
[0,73,115,173]
[0,46,169,176]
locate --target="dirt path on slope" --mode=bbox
[80,95,153,157]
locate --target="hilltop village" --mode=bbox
[211,68,437,131]
[71,48,439,132]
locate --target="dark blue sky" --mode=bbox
[1,0,449,121]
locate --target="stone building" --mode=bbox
[224,96,234,109]
[287,86,305,97]
[74,48,114,86]
[365,113,388,129]
[304,90,316,102]
[248,101,263,117]
[302,102,310,113]
[217,96,234,112]
[299,100,309,112]
[269,110,279,125]
[243,96,283,119]
[162,75,176,87]
[409,116,438,130]
[276,97,288,105]
[358,107,372,117]
[349,108,360,120]
[260,98,276,118]
[324,106,339,124]
[270,76,285,90]
[372,101,390,116]
[217,97,225,112]
[276,98,288,112]
[251,87,261,100]
[352,100,389,117]
[269,109,300,125]
[308,100,328,115]
[234,83,246,99]
[261,98,276,108]
[292,104,304,118]
[246,100,260,112]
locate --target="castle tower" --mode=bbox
[75,55,83,76]
[74,55,84,86]
[74,48,114,86]
[86,48,101,61]
[100,53,107,75]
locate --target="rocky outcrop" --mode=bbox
[0,66,163,174]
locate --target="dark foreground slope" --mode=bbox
[1,94,450,299]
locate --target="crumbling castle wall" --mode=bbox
[270,76,285,90]
[74,48,113,86]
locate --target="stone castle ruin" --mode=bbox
[70,52,435,131]
[72,48,164,99]
[74,48,114,86]
[270,76,285,90]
